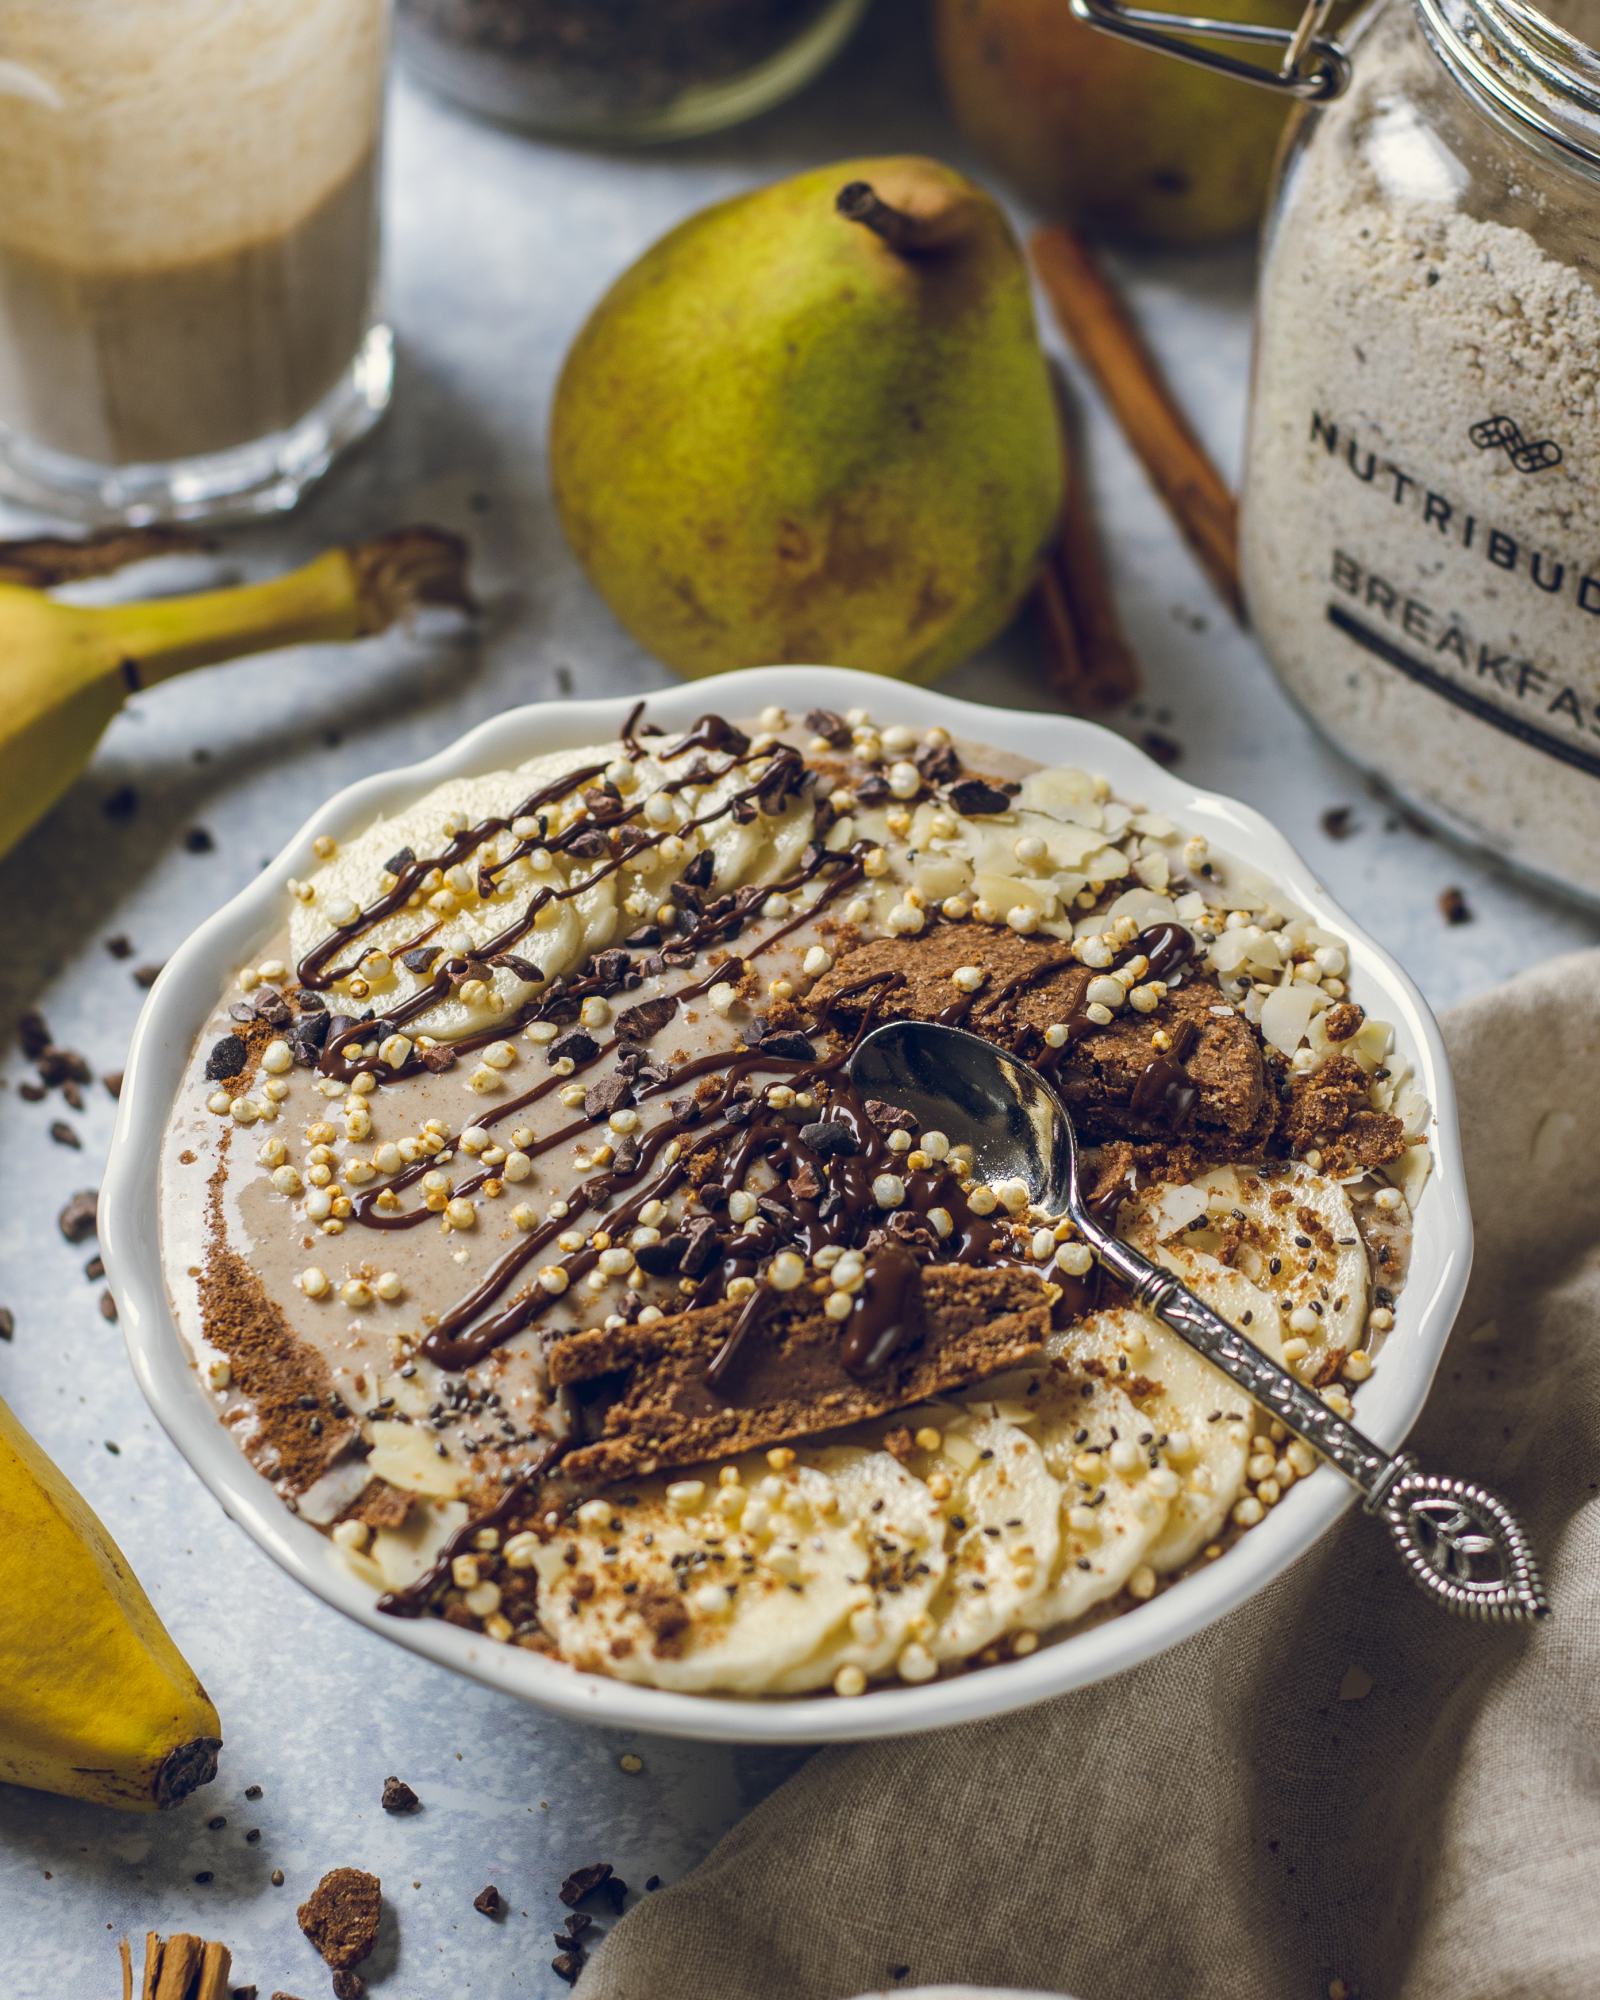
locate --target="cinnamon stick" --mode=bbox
[127,1932,233,2000]
[0,525,209,590]
[1032,224,1243,619]
[193,1940,232,2000]
[1033,529,1091,710]
[152,1934,202,2000]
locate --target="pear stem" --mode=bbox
[836,180,969,257]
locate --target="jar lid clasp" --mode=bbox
[1066,0,1352,99]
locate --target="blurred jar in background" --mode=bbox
[396,0,870,141]
[0,0,393,525]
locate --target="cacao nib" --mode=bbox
[803,707,850,746]
[204,1034,248,1080]
[947,778,1018,816]
[800,1120,857,1158]
[615,997,676,1044]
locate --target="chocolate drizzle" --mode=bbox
[287,708,1211,1509]
[838,1242,926,1377]
[376,1436,568,1620]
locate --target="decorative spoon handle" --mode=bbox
[1087,1230,1549,1622]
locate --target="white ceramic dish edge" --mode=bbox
[101,667,1474,1745]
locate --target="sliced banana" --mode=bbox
[700,753,813,890]
[1023,1375,1174,1624]
[530,1460,867,1695]
[1127,1163,1368,1375]
[766,1446,949,1694]
[291,740,815,1045]
[1054,1254,1282,1572]
[291,750,598,1029]
[912,1413,1062,1663]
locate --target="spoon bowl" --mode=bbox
[849,1016,1076,1208]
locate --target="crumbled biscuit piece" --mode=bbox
[1279,1053,1406,1175]
[296,1868,381,1971]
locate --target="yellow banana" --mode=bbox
[0,524,471,858]
[0,1393,222,1811]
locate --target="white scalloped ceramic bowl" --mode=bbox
[102,667,1472,1744]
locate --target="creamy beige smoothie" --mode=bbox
[0,0,387,479]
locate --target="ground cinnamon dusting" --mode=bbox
[198,1247,355,1492]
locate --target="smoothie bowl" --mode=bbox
[102,667,1471,1743]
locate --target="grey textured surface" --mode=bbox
[1,5,1595,1994]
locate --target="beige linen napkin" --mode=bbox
[580,951,1600,2000]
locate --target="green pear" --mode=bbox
[550,156,1064,683]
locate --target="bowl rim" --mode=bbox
[101,666,1473,1745]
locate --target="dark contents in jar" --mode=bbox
[399,0,841,122]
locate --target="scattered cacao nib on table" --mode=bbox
[559,1859,625,1910]
[57,1188,98,1244]
[1439,885,1474,925]
[471,1884,503,1918]
[379,1776,420,1814]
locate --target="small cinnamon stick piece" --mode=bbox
[0,525,209,589]
[128,1932,234,2000]
[194,1940,232,2000]
[153,1934,203,2000]
[1032,224,1242,619]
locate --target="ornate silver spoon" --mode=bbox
[850,1019,1548,1623]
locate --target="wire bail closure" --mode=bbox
[1067,0,1352,99]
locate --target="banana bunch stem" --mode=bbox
[0,525,473,856]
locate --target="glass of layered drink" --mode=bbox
[0,0,392,524]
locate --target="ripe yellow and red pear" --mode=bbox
[935,0,1299,245]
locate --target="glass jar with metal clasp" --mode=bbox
[1072,0,1600,906]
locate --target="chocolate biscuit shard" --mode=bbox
[549,1265,1053,1485]
[812,932,1270,1148]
